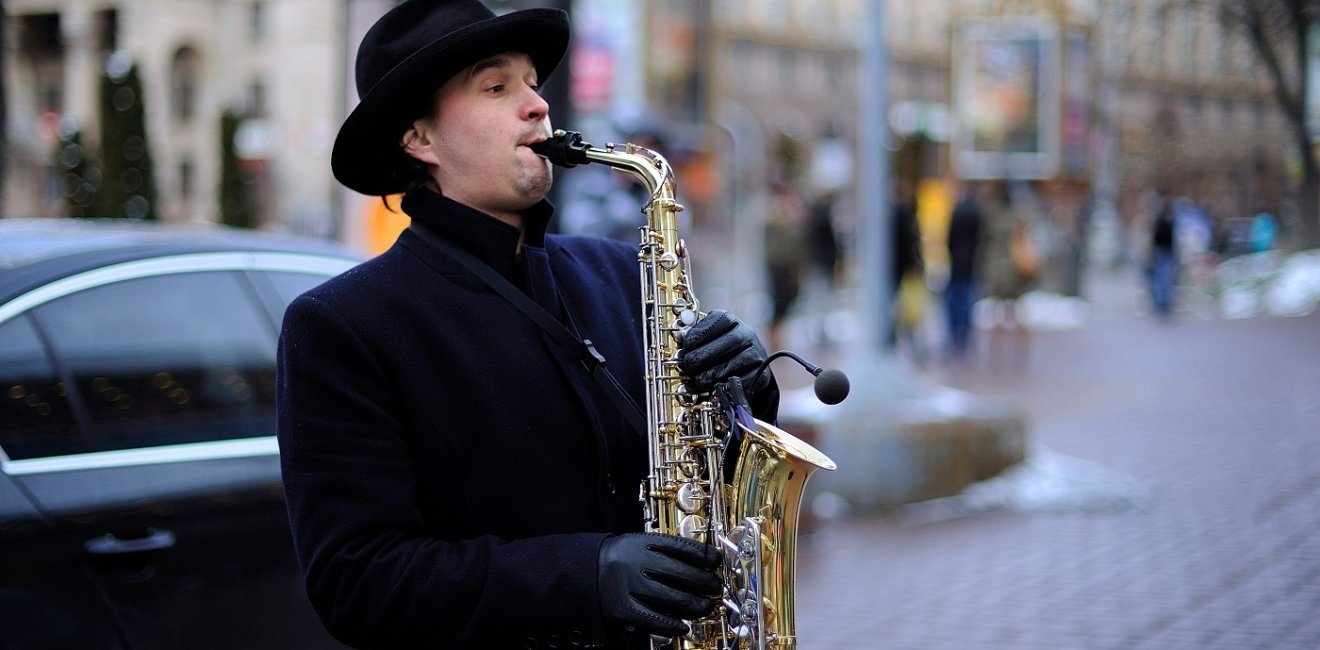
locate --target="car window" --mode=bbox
[26,271,277,457]
[0,316,81,460]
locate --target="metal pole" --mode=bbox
[858,0,891,354]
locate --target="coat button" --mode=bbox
[523,637,538,649]
[568,630,586,647]
[546,634,562,648]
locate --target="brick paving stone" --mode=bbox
[792,268,1320,650]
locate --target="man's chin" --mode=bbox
[513,172,553,205]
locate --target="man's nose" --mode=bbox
[524,87,549,122]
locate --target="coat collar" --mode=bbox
[401,189,555,273]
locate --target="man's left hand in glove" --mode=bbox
[677,309,779,422]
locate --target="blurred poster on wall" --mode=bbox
[952,16,1060,180]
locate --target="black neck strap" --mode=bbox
[408,225,647,436]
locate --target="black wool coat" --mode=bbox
[277,190,650,649]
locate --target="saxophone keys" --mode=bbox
[676,447,703,478]
[723,597,743,617]
[676,481,707,513]
[737,529,758,559]
[654,197,685,213]
[669,308,697,345]
[678,513,707,541]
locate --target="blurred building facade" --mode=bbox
[690,0,1289,281]
[1094,0,1288,230]
[2,0,1294,258]
[4,0,342,235]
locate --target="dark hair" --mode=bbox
[377,156,433,213]
[379,91,440,206]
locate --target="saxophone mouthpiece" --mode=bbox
[530,129,592,168]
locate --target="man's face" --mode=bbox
[406,52,553,222]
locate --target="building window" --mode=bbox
[96,9,118,54]
[1174,6,1197,74]
[19,13,62,56]
[179,158,194,201]
[249,2,267,43]
[1107,0,1132,72]
[248,79,267,118]
[1148,5,1166,72]
[762,0,788,29]
[1185,95,1201,130]
[171,47,200,123]
[730,41,750,92]
[37,77,62,114]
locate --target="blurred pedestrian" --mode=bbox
[807,191,841,288]
[979,181,1037,370]
[944,181,982,361]
[1148,194,1178,318]
[1250,209,1278,253]
[889,177,926,358]
[764,179,808,350]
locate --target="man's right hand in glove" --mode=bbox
[597,533,722,637]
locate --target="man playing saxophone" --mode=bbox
[276,1,779,648]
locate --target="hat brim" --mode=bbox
[332,8,569,196]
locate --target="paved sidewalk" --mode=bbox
[791,267,1320,649]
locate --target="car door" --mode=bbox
[0,314,125,649]
[0,256,351,649]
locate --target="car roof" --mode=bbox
[0,218,365,302]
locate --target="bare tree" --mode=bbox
[1215,0,1320,247]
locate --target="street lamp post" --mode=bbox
[858,0,891,354]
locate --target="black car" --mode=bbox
[0,219,363,649]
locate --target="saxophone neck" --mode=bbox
[533,129,674,199]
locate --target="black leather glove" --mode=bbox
[597,533,721,637]
[678,310,771,395]
[679,310,779,421]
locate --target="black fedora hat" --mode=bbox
[332,0,570,196]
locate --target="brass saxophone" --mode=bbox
[533,130,840,650]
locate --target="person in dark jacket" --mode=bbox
[1148,194,1179,318]
[277,2,778,648]
[944,181,983,361]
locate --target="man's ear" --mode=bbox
[401,122,440,166]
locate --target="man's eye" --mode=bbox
[486,84,504,93]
